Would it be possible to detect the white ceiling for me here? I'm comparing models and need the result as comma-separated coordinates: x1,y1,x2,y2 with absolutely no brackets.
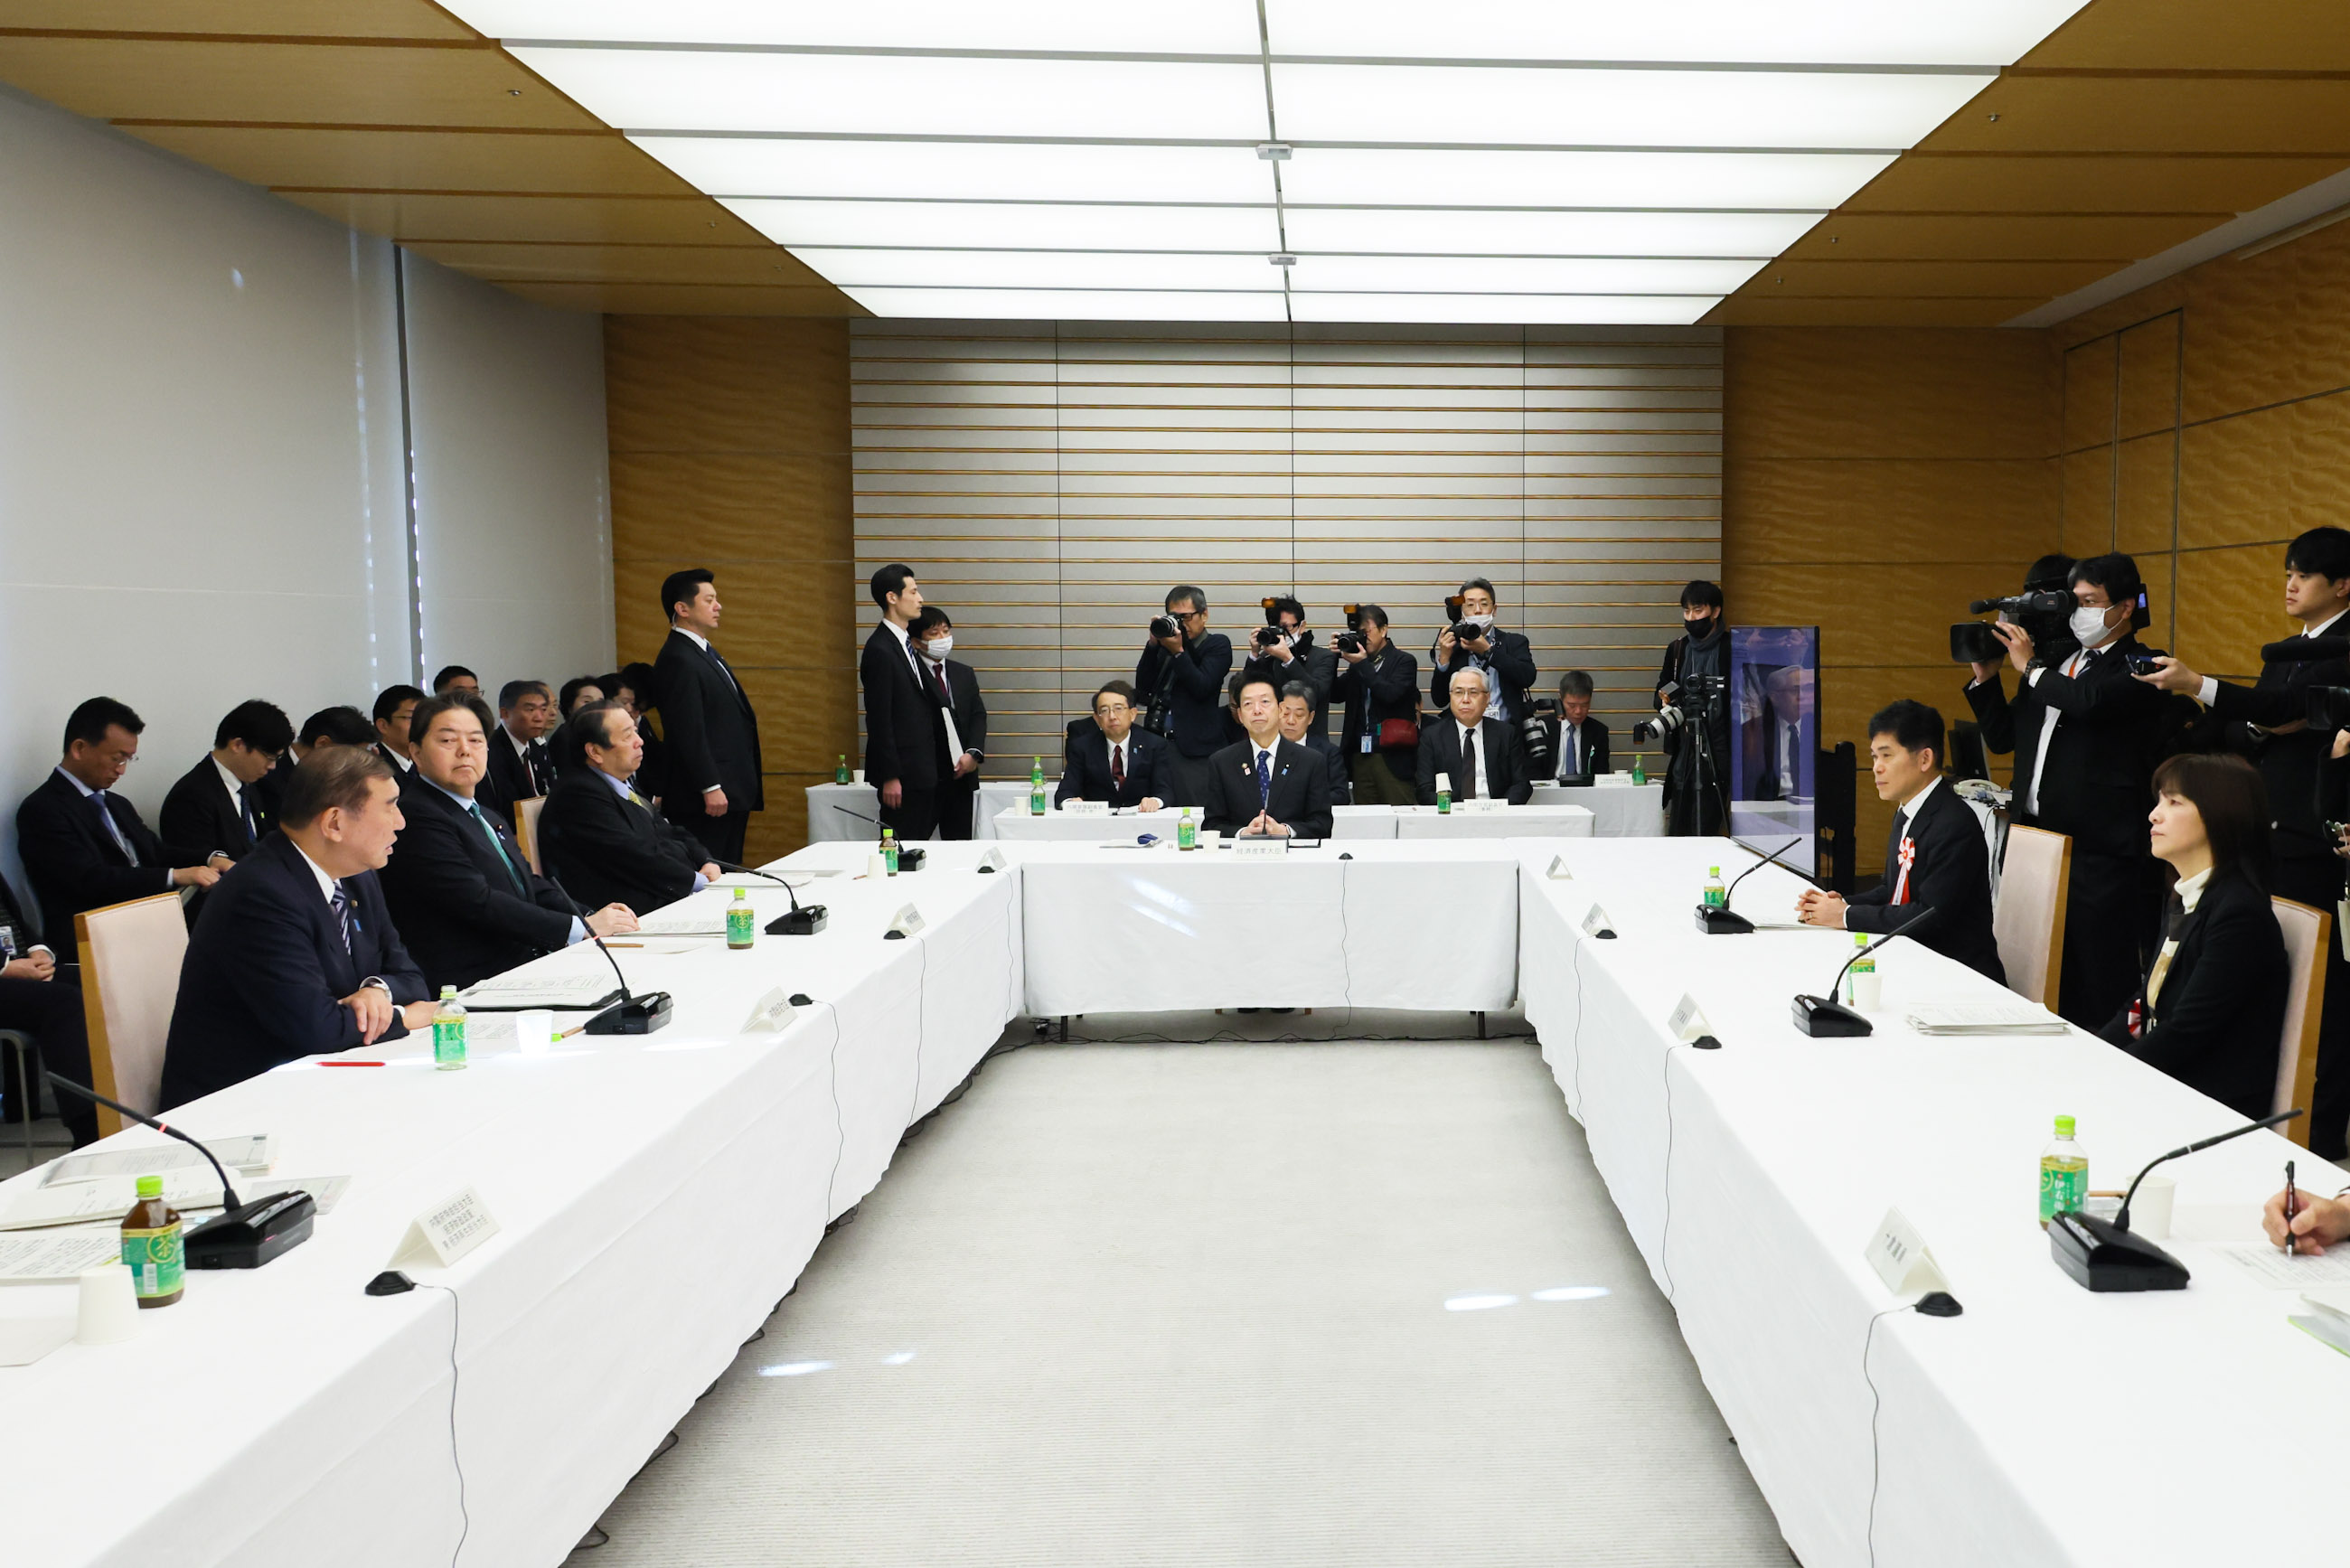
446,0,2096,324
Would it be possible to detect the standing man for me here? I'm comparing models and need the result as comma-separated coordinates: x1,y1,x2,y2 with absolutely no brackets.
371,683,426,785
1330,605,1421,807
161,699,292,866
1135,584,1236,809
1654,580,1734,836
1430,577,1537,723
859,563,943,841
1240,596,1339,740
1200,672,1333,839
655,567,765,864
1545,671,1612,784
1416,667,1534,806
910,606,988,840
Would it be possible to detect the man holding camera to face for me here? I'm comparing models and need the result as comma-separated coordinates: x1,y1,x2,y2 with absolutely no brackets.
1241,595,1338,740
1430,577,1537,728
1330,604,1421,806
1135,584,1236,809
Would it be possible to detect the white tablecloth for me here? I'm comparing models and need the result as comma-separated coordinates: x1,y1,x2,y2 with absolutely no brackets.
1528,779,1664,836
988,805,1180,842
1330,804,1594,840
805,781,1029,841
1518,837,2350,1568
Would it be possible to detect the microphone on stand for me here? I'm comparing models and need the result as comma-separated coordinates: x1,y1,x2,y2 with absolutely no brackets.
716,860,827,935
1697,836,1809,934
2050,1108,2304,1292
543,871,672,1034
829,803,926,870
43,1074,314,1268
1791,906,1941,1037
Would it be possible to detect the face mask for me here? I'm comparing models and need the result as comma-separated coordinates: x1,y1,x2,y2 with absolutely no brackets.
925,635,953,659
1463,613,1494,632
2068,605,2112,647
1685,612,1714,634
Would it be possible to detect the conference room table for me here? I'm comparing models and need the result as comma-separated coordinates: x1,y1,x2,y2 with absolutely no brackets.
1527,777,1664,836
991,803,1593,843
804,779,1029,841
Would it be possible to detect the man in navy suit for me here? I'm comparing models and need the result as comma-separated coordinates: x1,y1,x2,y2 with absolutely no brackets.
1057,681,1174,811
1542,670,1612,784
1200,672,1334,839
159,746,434,1108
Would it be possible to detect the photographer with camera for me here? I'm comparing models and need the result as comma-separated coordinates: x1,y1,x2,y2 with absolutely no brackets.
1430,577,1537,725
1961,552,2168,1028
2137,526,2350,1156
1541,670,1611,783
1134,584,1236,809
1416,666,1534,807
1647,580,1734,836
1241,595,1338,740
1330,604,1421,806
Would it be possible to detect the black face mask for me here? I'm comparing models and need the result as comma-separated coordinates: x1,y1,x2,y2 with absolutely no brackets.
1684,612,1716,636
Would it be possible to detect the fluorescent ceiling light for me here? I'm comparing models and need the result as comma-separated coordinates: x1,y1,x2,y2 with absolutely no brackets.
1281,208,1813,256
1291,255,1762,293
1273,63,1988,150
726,199,1283,252
1278,148,1894,210
1290,292,1720,325
805,249,1286,290
634,137,1274,204
842,286,1289,322
512,48,1267,141
1262,0,2093,67
449,0,1263,53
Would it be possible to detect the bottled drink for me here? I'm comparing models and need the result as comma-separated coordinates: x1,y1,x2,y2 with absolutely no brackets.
2039,1115,2087,1228
1703,865,1726,908
1436,772,1452,814
1177,808,1198,850
1631,755,1647,786
834,754,850,785
433,985,467,1071
1029,756,1047,814
880,827,898,874
727,887,756,949
1843,932,1876,1008
122,1174,184,1309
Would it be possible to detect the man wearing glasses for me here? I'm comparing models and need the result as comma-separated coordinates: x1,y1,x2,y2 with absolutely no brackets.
1135,584,1236,810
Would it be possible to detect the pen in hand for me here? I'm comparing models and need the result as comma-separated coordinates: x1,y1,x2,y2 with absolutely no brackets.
2286,1160,2299,1257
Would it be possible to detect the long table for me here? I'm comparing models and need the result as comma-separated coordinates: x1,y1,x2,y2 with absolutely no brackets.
1528,778,1664,836
994,803,1593,842
805,779,1029,841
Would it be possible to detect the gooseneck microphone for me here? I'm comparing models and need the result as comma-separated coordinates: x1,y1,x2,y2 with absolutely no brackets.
1697,836,1807,934
543,870,674,1034
44,1074,314,1268
1791,906,1941,1037
717,860,827,935
2117,1108,2304,1232
2050,1108,2304,1292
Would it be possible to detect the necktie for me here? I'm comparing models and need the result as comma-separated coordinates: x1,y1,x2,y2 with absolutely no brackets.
708,643,742,695
526,743,550,796
90,792,140,866
1255,749,1272,810
238,784,258,843
1887,808,1913,904
931,660,953,705
329,882,353,954
468,803,528,894
1460,726,1480,800
1111,741,1125,791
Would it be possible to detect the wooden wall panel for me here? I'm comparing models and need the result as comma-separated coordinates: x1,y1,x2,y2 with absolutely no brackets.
2176,545,2287,681
2179,393,2350,550
2062,335,2117,455
2060,448,2114,557
2116,315,2182,440
2113,433,2176,557
606,316,855,863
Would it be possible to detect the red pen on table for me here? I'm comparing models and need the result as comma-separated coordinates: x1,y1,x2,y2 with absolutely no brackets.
319,1060,384,1067
2286,1160,2299,1257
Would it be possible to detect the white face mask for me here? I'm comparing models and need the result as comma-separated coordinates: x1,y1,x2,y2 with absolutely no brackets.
2068,605,2114,648
1463,613,1494,632
924,635,953,659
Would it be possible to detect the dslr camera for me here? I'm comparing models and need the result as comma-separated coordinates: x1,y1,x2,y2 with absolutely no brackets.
1149,614,1180,640
1631,673,1725,744
2310,685,2350,730
1443,594,1484,644
1518,696,1557,775
1331,603,1366,655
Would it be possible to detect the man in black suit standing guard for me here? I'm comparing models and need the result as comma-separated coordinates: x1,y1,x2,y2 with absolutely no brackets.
1796,700,2004,984
909,606,988,840
1416,667,1535,806
860,563,943,841
1200,672,1334,839
655,567,765,864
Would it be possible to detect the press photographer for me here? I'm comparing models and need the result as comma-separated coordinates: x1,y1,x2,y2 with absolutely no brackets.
1645,580,1733,836
1430,577,1537,728
1330,604,1422,806
1135,583,1236,808
1241,595,1337,740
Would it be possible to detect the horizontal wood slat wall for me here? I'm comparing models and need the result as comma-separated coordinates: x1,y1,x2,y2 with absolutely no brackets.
851,321,1721,781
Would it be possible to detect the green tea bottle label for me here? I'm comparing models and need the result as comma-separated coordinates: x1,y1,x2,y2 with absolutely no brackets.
727,887,756,948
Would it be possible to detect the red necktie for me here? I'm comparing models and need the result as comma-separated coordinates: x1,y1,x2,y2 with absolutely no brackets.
1111,742,1125,789
930,662,951,704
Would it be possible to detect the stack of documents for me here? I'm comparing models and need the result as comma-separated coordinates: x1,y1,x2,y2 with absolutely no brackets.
1903,1000,2070,1036
39,1133,275,1188
458,975,624,1009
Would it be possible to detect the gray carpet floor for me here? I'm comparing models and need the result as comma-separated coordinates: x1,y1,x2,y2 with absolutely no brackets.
569,1038,1789,1566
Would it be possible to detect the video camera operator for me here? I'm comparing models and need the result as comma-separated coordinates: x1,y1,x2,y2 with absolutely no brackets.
1647,580,1734,836
1330,604,1421,806
2138,526,2350,1158
1430,577,1537,726
1134,584,1235,809
1241,595,1337,740
1961,551,2167,1028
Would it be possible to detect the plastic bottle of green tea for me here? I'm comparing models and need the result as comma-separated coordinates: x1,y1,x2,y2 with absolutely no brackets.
2039,1115,2087,1228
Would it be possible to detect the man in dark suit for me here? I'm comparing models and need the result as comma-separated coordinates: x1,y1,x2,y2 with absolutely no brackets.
1543,670,1612,784
2141,524,2350,1154
1330,605,1421,807
0,873,95,1146
1654,579,1734,836
909,606,989,840
1416,667,1535,806
158,747,434,1108
1240,596,1340,741
160,699,292,867
859,562,943,841
1965,552,2169,1028
657,567,766,863
378,696,638,991
1058,681,1175,811
1135,583,1236,809
1798,700,2004,984
540,703,721,915
17,697,230,946
371,683,426,787
1200,672,1334,839
1278,681,1349,806
1430,577,1538,724
482,680,554,818
432,665,482,700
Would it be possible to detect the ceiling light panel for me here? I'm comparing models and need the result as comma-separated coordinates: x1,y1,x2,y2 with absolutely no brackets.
1280,208,1814,256
511,48,1268,140
635,138,1273,204
1290,255,1762,293
727,200,1283,252
1278,148,1894,210
1262,0,2092,68
449,0,1264,53
806,249,1285,291
1290,293,1720,325
841,287,1288,323
1271,63,1989,150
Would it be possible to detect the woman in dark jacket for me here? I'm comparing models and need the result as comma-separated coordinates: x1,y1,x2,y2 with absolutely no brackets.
2098,753,2289,1120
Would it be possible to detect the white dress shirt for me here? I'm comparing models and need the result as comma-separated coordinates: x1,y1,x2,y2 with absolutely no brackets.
2019,642,2106,816
211,756,257,837
1555,719,1586,782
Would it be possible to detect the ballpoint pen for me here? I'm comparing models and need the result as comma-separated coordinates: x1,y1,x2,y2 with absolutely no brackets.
2287,1160,2299,1257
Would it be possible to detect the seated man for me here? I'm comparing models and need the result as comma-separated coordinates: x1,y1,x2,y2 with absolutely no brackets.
1796,699,2004,983
431,665,482,699
158,746,434,1108
378,695,637,991
18,697,229,945
539,702,720,915
1415,666,1534,806
1057,681,1172,811
1277,681,1349,807
371,684,427,783
484,680,555,814
1544,670,1612,784
1200,672,1334,839
0,872,95,1146
160,699,292,864
258,705,376,820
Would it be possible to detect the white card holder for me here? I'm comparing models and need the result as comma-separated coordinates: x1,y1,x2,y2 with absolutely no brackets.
1230,836,1287,859
390,1187,500,1271
1581,904,1616,939
1062,799,1109,817
886,904,926,939
1545,854,1573,880
1455,796,1507,814
1865,1207,1950,1297
743,987,797,1033
1667,993,1713,1043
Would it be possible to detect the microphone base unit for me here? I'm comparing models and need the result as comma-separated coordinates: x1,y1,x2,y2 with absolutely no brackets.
1791,994,1873,1037
767,905,828,936
1695,905,1755,934
188,1190,315,1269
2048,1210,2190,1291
585,991,675,1035
897,847,926,872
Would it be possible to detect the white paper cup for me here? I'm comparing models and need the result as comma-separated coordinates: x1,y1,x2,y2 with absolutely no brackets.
515,1009,554,1056
867,851,891,879
2131,1173,2175,1240
1198,830,1221,850
852,769,867,784
77,1263,141,1345
1849,971,1883,1013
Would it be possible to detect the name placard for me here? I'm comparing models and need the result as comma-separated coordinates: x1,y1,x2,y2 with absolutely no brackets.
1667,993,1713,1043
1454,797,1507,814
887,903,926,938
1061,799,1109,817
1865,1207,1950,1297
390,1187,500,1271
1581,904,1616,939
1230,835,1287,859
743,986,797,1033
1545,854,1574,880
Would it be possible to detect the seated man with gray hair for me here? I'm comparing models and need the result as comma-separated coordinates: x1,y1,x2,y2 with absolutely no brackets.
1415,665,1534,805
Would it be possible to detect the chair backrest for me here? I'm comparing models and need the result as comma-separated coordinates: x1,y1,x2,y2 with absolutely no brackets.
514,795,547,875
2272,897,2331,1144
75,892,191,1135
1993,823,2071,1011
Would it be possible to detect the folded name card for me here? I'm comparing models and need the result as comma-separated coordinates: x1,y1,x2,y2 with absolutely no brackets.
1230,836,1288,859
390,1187,500,1271
1061,800,1110,817
1454,797,1507,814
